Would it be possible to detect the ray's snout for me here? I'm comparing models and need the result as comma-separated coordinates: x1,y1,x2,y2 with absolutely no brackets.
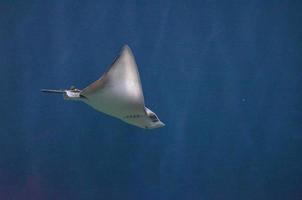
149,121,165,129
158,121,165,128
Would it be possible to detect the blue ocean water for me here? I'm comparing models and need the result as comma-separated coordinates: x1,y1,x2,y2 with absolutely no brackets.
0,1,301,199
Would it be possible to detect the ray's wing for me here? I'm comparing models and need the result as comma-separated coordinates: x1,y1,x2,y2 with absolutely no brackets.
81,45,146,116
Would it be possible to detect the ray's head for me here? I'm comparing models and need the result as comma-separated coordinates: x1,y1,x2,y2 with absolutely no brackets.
144,107,165,129
122,107,165,129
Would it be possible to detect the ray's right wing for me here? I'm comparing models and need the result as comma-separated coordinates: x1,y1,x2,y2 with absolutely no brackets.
81,45,146,116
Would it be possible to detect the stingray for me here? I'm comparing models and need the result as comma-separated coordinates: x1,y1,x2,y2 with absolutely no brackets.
42,45,164,129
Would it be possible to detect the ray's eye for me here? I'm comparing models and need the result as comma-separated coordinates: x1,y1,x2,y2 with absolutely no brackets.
149,113,159,122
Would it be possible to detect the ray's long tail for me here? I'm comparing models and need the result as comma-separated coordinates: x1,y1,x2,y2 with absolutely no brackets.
41,89,65,94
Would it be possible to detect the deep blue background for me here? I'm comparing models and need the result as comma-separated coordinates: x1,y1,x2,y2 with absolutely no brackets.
1,1,302,199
